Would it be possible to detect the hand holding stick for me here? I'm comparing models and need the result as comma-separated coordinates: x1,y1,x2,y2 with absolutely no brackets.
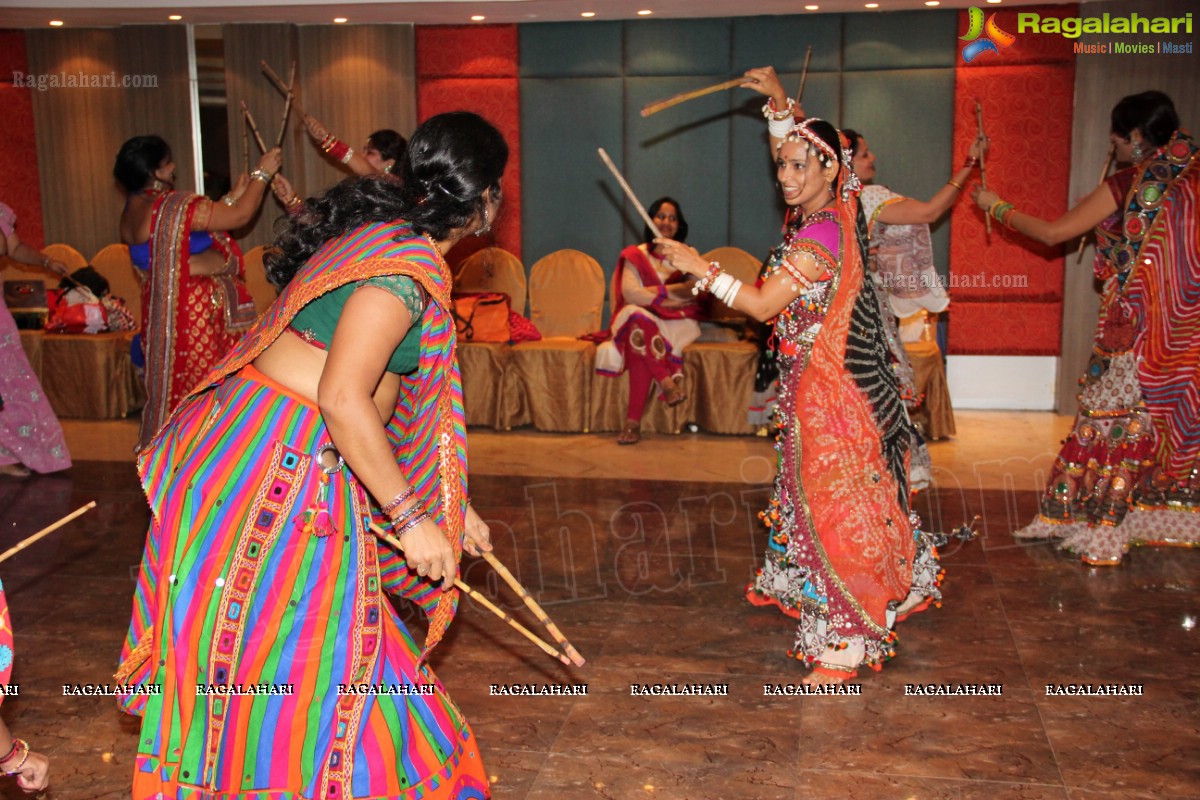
598,148,662,239
241,101,268,154
795,46,813,105
1076,145,1116,263
368,522,582,667
640,77,745,118
974,99,991,237
0,501,96,565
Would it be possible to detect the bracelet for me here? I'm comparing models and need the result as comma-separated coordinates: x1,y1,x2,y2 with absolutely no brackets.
762,97,795,122
946,179,964,192
394,509,430,537
0,739,28,776
988,199,1016,226
286,195,302,208
320,133,337,152
768,116,795,140
691,261,723,296
250,169,272,184
339,147,355,166
710,272,743,306
0,738,18,765
962,155,979,170
381,486,416,518
221,195,238,207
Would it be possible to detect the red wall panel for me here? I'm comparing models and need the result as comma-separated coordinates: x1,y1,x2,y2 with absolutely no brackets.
0,30,45,249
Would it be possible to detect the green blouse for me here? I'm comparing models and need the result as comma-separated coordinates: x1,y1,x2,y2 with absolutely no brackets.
290,274,426,374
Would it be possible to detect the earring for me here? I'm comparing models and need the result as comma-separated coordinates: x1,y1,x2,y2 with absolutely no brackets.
1131,140,1147,161
382,162,393,175
474,206,491,236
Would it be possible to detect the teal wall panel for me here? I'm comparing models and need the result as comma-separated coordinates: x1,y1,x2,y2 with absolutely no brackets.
520,22,621,77
520,77,624,291
626,76,733,254
625,19,732,76
844,10,958,70
731,15,844,74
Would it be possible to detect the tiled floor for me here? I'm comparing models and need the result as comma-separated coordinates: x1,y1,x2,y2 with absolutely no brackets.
1,413,1196,799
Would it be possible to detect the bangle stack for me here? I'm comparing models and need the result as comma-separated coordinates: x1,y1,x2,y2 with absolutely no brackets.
321,134,353,165
250,169,272,185
988,199,1016,227
764,97,797,139
381,487,415,518
691,261,723,296
392,504,430,537
0,738,29,775
710,272,743,307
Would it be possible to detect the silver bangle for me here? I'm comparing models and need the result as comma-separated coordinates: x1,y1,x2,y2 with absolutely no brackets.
250,169,272,184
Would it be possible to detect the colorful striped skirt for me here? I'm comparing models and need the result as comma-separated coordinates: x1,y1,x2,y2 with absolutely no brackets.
121,364,489,799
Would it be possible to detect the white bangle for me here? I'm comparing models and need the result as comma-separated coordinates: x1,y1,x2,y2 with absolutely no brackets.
723,279,742,306
711,273,743,307
768,116,794,139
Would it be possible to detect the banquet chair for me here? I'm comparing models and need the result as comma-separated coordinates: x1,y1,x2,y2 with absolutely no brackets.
506,249,605,431
453,246,527,428
42,243,88,272
681,246,763,434
91,243,142,328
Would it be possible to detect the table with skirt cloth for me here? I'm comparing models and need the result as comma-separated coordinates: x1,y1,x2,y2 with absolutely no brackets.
18,330,143,419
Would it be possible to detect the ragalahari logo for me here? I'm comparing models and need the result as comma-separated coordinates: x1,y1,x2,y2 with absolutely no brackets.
960,7,1017,63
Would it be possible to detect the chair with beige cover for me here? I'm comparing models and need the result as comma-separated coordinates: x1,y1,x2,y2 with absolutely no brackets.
1,243,88,289
505,249,605,431
452,246,527,428
242,244,277,315
90,243,143,329
682,246,763,435
43,243,88,273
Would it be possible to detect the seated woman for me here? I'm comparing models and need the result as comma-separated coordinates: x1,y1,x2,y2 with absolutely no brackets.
0,201,71,477
596,197,701,445
115,136,282,448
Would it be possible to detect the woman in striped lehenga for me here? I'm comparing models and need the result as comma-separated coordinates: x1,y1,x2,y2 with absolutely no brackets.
117,112,506,799
975,91,1200,565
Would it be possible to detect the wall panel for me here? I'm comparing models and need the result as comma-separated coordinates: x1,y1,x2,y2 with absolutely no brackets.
0,30,44,249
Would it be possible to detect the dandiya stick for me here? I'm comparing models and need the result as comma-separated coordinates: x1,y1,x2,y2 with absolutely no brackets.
241,100,268,154
482,550,585,667
640,77,745,118
0,501,96,565
597,148,662,239
368,523,574,667
261,60,308,120
241,110,250,174
1076,145,1116,263
795,46,813,104
975,98,991,237
275,61,297,149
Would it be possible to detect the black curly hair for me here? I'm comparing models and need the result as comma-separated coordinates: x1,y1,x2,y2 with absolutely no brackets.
113,135,172,193
267,112,508,287
1111,90,1179,148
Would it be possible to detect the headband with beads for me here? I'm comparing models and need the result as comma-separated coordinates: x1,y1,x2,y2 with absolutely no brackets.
780,118,862,200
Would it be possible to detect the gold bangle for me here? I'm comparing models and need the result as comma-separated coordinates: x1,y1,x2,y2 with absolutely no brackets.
947,180,964,191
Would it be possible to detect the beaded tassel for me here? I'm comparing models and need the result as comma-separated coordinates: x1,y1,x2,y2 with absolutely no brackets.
295,471,336,538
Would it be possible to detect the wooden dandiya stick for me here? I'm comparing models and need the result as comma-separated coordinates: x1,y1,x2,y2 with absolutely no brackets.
275,61,297,149
481,550,585,667
975,99,991,237
367,523,574,667
261,60,308,120
0,501,96,565
640,76,745,118
597,148,662,239
795,45,813,104
241,110,250,174
1076,145,1116,263
241,100,268,154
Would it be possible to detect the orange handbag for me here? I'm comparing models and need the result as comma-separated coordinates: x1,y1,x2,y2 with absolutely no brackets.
451,292,511,343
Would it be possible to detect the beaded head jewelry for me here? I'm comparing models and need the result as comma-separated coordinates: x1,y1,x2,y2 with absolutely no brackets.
780,118,862,201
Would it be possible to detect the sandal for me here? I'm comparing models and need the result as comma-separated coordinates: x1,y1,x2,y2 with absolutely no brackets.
0,464,31,479
617,422,641,445
895,595,934,623
803,662,859,686
745,583,801,619
660,378,687,408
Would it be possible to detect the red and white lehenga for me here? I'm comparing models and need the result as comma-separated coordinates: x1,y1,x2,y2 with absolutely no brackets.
1015,131,1200,564
746,194,943,670
138,191,256,449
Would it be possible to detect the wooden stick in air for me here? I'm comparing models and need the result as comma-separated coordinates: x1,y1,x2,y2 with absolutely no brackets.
241,101,268,154
597,148,662,239
640,77,745,118
275,61,297,149
0,501,96,565
975,99,991,237
260,61,308,120
796,46,813,104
